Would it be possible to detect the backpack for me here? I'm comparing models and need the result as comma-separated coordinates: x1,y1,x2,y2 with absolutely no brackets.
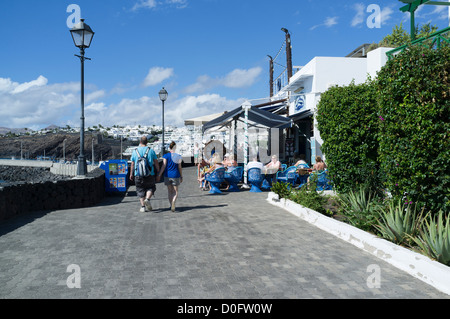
135,148,152,177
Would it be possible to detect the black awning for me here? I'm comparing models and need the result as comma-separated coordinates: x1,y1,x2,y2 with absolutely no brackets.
289,109,313,122
203,105,292,133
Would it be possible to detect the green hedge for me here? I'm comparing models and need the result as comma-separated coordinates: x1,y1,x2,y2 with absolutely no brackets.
316,46,449,213
377,46,450,213
316,80,381,194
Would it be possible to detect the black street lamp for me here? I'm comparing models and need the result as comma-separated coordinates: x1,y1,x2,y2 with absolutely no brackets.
159,87,168,156
70,19,94,176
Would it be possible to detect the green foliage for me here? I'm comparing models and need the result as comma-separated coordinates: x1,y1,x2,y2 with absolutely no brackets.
369,22,440,52
271,182,290,199
375,199,425,246
288,177,330,216
379,22,411,48
316,80,382,194
338,187,381,233
376,46,450,213
412,212,450,266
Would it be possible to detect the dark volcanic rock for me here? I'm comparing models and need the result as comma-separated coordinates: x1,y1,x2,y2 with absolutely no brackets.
0,166,70,185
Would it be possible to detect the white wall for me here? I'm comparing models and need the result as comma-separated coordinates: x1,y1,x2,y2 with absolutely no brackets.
367,47,393,79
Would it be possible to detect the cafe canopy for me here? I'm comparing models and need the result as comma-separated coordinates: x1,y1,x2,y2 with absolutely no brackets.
202,101,292,186
202,103,292,133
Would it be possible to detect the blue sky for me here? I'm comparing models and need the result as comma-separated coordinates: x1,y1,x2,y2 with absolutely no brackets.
0,0,449,130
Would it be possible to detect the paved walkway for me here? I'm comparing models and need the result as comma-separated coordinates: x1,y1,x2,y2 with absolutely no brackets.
0,167,448,299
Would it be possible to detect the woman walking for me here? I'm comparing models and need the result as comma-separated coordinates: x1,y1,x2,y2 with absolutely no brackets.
158,141,183,212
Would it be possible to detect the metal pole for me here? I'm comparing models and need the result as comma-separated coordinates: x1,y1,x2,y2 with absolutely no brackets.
162,100,165,156
77,48,87,176
242,102,251,188
410,9,416,41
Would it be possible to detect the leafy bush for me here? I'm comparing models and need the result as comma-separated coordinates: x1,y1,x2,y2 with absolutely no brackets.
271,182,290,199
411,211,450,266
376,46,450,213
338,187,381,233
316,80,382,194
375,199,425,246
289,184,330,216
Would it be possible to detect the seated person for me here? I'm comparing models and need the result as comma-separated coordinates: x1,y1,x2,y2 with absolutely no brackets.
207,153,223,172
265,154,281,172
223,153,238,169
200,153,224,191
197,156,209,188
313,156,327,172
294,154,308,167
247,157,264,171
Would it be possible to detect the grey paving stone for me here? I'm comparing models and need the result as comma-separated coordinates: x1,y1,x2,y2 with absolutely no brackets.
0,166,448,299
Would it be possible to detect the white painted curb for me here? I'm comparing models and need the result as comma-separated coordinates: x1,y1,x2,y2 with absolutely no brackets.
267,192,450,296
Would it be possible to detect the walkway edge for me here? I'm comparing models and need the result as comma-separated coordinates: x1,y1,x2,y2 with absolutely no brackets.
266,192,450,296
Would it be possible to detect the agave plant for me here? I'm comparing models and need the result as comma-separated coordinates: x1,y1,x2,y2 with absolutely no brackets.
339,186,380,232
412,211,450,266
375,199,424,246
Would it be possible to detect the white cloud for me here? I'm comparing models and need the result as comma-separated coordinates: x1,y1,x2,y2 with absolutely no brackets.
132,0,157,11
132,0,188,11
310,16,338,30
142,67,174,87
0,76,79,129
80,93,243,128
184,67,262,93
380,6,394,26
351,3,365,27
11,75,48,94
86,90,106,104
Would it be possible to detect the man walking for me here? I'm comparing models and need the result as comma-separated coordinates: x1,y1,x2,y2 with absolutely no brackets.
130,136,160,212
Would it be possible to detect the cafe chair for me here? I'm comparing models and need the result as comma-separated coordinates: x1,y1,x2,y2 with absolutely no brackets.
205,167,226,194
316,170,333,191
248,167,264,193
224,166,243,192
276,166,299,186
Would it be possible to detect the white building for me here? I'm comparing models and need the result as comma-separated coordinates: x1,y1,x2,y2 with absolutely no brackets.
270,46,392,165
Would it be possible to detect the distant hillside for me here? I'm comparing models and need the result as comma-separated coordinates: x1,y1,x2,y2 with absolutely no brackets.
0,127,30,135
0,133,137,162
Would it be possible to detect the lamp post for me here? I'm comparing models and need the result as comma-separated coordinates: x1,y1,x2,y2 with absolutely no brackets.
70,19,94,176
159,87,168,156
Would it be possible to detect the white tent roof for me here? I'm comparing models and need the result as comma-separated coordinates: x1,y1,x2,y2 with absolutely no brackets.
184,112,228,126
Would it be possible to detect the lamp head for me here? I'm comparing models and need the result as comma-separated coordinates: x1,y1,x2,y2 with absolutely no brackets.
159,87,168,102
70,19,95,49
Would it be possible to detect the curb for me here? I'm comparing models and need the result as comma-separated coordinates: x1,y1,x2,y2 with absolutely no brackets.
266,192,450,296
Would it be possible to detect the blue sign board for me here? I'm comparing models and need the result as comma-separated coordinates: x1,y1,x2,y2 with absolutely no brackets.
99,160,129,193
295,95,306,112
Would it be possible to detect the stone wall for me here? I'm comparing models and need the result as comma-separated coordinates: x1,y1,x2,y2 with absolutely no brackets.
0,168,106,222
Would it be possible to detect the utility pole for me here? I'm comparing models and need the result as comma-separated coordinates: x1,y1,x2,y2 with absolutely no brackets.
282,28,293,82
268,55,274,97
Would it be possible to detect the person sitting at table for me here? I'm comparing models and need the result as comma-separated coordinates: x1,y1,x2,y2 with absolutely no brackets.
265,154,281,171
197,156,209,188
247,157,264,171
223,153,237,169
199,153,223,191
313,156,327,172
294,154,308,167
